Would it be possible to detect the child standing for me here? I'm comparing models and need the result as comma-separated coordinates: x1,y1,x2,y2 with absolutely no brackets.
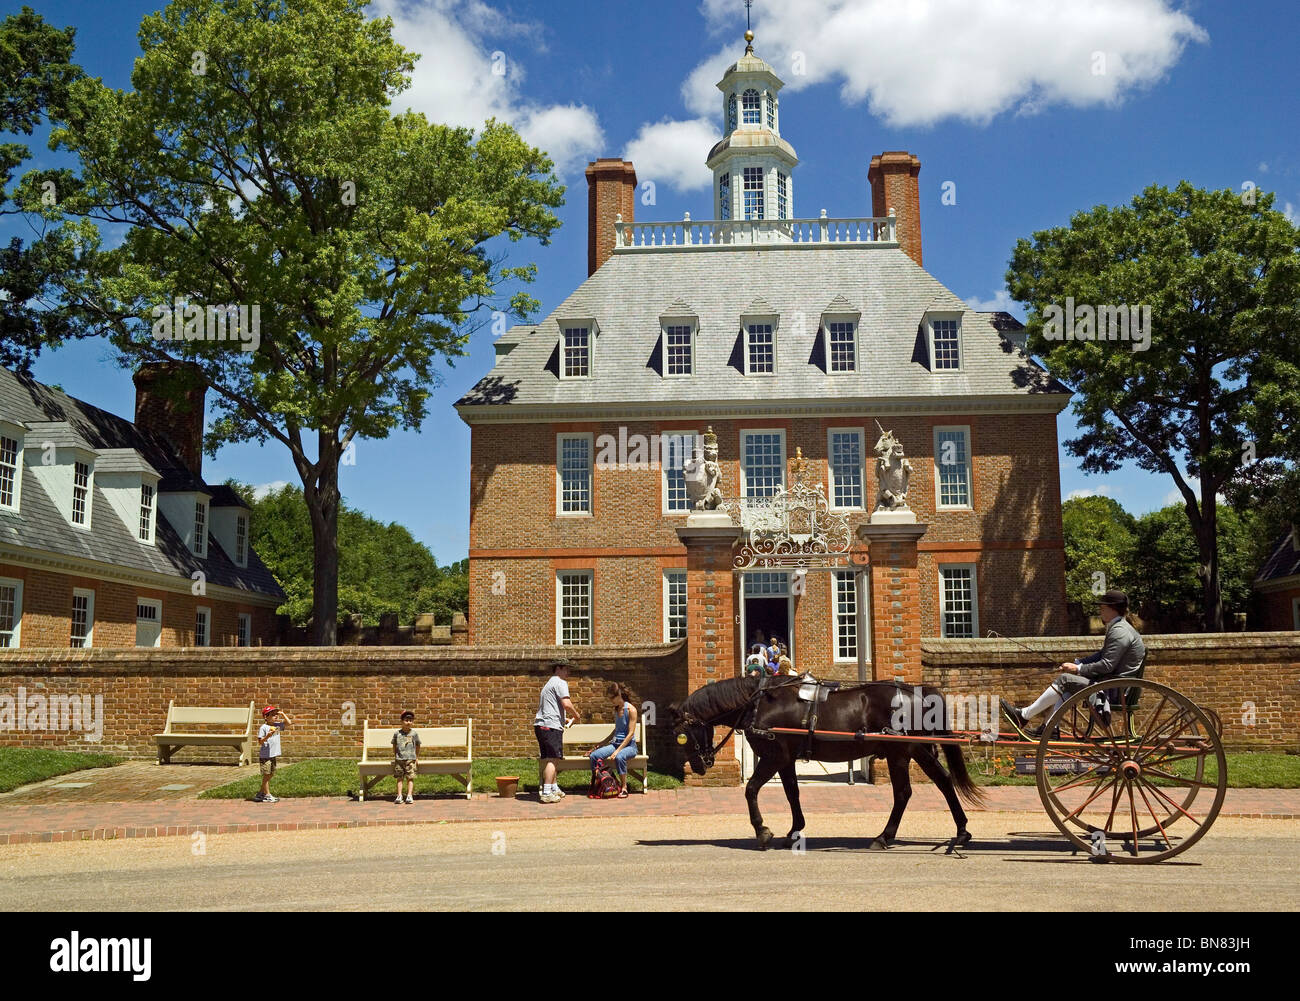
256,705,290,803
744,644,768,676
392,711,420,804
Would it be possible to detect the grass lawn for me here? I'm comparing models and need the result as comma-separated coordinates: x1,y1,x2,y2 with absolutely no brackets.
0,748,125,793
199,757,683,800
963,750,1300,788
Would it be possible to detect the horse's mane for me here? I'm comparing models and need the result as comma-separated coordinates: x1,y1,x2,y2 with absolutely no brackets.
681,675,764,723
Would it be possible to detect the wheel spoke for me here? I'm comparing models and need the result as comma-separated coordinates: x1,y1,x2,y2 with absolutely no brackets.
1136,774,1205,828
1140,765,1217,789
1135,779,1174,849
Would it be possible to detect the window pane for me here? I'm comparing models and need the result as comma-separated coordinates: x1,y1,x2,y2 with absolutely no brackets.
718,173,731,220
941,567,975,638
777,172,788,220
936,430,970,506
665,325,692,375
237,613,251,647
559,573,592,645
834,571,858,660
663,433,696,512
766,94,775,129
743,166,764,219
193,500,206,555
665,571,687,640
742,88,761,124
235,515,248,564
71,593,91,647
742,432,783,497
195,610,208,647
933,319,960,369
563,327,589,377
560,436,591,513
828,321,855,372
743,572,789,596
72,461,89,525
0,583,17,647
829,431,863,508
0,435,17,506
746,323,774,374
139,484,153,541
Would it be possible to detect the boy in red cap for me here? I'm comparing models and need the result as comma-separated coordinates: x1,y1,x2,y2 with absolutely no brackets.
255,705,291,802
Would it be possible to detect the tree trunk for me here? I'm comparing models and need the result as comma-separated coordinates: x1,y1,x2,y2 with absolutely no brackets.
302,431,341,646
1197,479,1224,632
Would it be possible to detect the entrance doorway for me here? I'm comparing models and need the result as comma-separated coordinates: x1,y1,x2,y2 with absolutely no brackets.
740,572,792,664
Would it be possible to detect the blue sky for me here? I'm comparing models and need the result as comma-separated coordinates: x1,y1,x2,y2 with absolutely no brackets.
7,0,1300,563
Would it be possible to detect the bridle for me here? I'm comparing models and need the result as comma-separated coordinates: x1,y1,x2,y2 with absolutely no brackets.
674,676,803,765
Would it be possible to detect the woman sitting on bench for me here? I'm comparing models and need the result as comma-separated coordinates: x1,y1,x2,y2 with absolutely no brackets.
589,683,639,797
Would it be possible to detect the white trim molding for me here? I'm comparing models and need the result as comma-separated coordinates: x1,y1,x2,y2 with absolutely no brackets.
826,426,866,511
555,431,594,517
933,425,973,510
938,563,979,638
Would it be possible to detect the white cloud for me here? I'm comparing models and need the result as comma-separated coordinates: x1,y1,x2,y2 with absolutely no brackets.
963,288,1021,315
623,118,718,192
252,480,292,500
372,0,604,175
1161,480,1226,508
683,0,1207,127
1283,201,1298,225
1067,486,1115,501
1259,161,1270,173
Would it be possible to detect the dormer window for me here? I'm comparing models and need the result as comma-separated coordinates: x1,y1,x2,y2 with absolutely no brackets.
193,498,208,557
827,319,857,373
0,432,19,509
561,326,591,378
235,513,248,565
926,313,963,371
743,167,764,219
742,88,761,124
664,322,695,377
139,484,155,543
745,321,776,375
71,461,91,527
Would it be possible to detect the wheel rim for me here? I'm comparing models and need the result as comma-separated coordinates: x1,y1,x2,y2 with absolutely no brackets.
1035,679,1227,864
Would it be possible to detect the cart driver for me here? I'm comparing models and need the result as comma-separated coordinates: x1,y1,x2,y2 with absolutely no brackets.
1002,590,1146,737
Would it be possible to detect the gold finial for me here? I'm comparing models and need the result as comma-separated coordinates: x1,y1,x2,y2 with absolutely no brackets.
789,446,807,485
744,29,754,54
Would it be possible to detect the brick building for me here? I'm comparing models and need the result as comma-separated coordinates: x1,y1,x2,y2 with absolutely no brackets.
457,38,1071,678
0,362,283,648
1254,525,1300,630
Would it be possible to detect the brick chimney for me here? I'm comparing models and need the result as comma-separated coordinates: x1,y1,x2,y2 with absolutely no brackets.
133,360,208,477
585,158,637,276
868,151,923,268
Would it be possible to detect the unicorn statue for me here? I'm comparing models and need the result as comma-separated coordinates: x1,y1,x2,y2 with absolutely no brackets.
873,422,913,513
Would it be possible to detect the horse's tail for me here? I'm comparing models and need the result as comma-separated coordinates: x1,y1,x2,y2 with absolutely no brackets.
940,741,987,808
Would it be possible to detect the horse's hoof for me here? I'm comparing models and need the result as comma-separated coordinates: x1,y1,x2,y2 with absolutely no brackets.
783,829,804,849
756,828,774,850
951,830,973,850
868,837,891,851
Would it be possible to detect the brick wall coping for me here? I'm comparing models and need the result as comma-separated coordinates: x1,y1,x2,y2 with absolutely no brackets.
924,633,1300,666
0,642,686,677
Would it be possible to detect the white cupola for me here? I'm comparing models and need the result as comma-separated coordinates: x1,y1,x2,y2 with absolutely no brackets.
707,28,799,224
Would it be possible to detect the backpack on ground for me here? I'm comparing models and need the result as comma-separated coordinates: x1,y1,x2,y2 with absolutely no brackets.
588,756,621,799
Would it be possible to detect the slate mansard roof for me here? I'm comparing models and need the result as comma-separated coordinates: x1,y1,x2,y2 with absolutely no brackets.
0,366,284,603
456,244,1071,422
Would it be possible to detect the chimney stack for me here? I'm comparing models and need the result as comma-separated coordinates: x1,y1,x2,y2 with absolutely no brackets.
133,360,208,477
585,158,637,276
868,151,922,268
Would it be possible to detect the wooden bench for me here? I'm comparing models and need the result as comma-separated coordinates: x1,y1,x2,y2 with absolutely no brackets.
556,720,650,792
357,719,473,801
153,700,256,766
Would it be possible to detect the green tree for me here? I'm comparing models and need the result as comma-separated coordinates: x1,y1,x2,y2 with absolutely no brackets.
1007,182,1300,630
1130,504,1259,623
46,0,562,643
1061,495,1137,606
0,6,85,372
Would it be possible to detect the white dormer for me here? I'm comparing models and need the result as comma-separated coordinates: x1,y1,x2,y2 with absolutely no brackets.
557,317,599,379
923,309,965,372
0,419,26,513
210,491,252,568
158,488,213,556
23,422,97,530
94,449,162,546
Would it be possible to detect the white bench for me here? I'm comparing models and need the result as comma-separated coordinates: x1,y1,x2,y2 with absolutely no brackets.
556,721,650,793
357,719,473,801
153,700,256,766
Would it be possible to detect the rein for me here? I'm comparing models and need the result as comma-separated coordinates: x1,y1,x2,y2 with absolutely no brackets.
680,675,806,759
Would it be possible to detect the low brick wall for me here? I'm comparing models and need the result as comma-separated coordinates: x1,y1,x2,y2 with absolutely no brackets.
0,644,688,771
923,633,1300,751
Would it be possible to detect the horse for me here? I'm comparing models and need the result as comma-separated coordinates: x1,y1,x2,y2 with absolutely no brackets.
666,675,984,851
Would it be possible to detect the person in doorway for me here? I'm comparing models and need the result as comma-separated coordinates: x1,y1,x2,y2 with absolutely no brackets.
535,658,581,804
1002,590,1145,737
744,644,768,676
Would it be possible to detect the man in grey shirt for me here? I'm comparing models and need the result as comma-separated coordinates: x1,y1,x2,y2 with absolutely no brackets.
1004,590,1146,735
535,659,580,804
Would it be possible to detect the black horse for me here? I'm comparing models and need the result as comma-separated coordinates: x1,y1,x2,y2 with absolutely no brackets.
667,675,984,850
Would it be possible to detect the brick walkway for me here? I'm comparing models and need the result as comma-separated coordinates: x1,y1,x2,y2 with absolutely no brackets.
0,761,246,804
0,779,1295,845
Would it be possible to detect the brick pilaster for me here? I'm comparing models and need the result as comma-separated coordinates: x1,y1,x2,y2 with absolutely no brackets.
859,522,929,683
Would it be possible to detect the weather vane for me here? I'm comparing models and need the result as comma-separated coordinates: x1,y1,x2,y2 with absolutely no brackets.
744,0,755,53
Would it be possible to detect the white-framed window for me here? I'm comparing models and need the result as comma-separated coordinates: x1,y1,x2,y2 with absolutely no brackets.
235,513,248,566
934,426,972,509
741,429,785,498
766,93,776,129
71,460,91,527
664,570,687,641
744,322,776,375
557,570,593,645
776,172,788,219
742,87,761,124
832,571,868,662
135,597,162,648
661,430,697,514
556,433,593,516
939,564,978,638
195,606,210,647
727,93,737,132
743,572,789,596
0,432,20,509
718,172,731,220
827,428,865,509
827,319,857,372
928,314,963,371
0,577,23,647
664,323,694,376
237,612,252,647
70,588,94,648
742,166,764,219
139,483,155,543
193,498,208,556
561,326,590,379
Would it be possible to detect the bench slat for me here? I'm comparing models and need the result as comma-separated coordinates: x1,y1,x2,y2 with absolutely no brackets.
167,707,254,726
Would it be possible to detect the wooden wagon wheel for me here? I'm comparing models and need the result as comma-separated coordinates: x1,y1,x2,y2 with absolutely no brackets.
1035,679,1227,864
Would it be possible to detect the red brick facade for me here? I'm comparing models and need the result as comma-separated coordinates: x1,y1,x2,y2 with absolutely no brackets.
0,562,276,648
467,412,1067,675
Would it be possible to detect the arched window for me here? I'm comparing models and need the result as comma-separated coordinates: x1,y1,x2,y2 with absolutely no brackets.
742,88,761,125
719,173,731,220
727,94,737,132
766,93,775,129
